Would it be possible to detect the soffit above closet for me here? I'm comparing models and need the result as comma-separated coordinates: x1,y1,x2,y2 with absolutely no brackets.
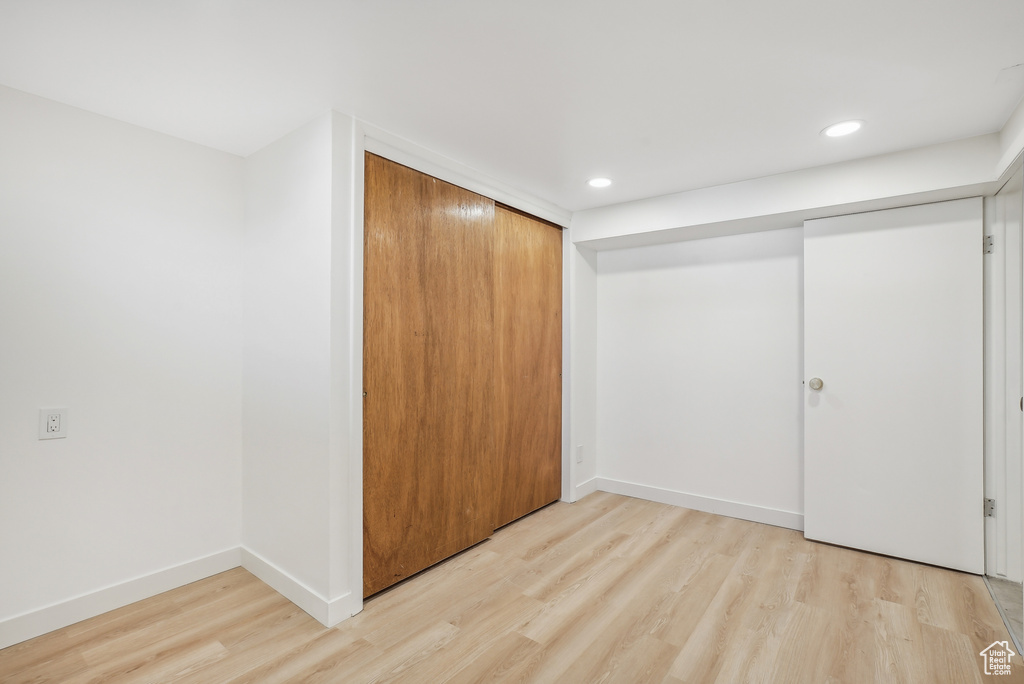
0,0,1021,212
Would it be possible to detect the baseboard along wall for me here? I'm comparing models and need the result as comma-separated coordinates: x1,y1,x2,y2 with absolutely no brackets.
0,546,363,650
0,548,241,650
591,477,804,532
2,481,800,650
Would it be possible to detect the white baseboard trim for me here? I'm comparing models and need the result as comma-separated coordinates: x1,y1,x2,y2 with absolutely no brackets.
326,591,359,627
0,547,241,650
574,476,599,500
239,548,356,627
594,478,804,531
240,548,327,625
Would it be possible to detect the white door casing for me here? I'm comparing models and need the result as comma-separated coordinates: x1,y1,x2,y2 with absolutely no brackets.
984,168,1024,581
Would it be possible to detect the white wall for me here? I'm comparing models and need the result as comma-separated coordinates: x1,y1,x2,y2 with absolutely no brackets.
1000,96,1024,177
572,94,1024,253
0,86,244,645
241,111,361,625
573,134,1003,251
595,228,804,529
569,244,599,499
242,114,334,607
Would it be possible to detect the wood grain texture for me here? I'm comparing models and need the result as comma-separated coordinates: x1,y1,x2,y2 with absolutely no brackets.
362,152,496,597
492,205,562,529
3,492,1020,683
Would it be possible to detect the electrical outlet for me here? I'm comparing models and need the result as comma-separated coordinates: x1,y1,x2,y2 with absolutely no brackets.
38,408,68,440
576,444,584,464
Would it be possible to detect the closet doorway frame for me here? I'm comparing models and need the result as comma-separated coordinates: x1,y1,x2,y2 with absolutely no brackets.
346,123,574,616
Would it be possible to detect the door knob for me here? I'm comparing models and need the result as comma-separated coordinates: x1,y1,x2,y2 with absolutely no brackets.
808,377,823,391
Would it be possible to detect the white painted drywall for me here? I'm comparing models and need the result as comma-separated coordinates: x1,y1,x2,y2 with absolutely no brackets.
0,85,244,622
595,228,804,524
569,244,599,499
999,96,1024,178
242,114,334,599
573,135,1002,250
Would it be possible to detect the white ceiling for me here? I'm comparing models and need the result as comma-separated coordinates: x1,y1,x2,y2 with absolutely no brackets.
1,0,1022,212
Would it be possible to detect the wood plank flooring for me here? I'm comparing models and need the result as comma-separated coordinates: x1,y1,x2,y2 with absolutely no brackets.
2,491,1021,683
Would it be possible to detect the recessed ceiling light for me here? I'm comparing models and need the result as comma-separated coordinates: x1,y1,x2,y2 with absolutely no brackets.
822,120,863,137
588,177,612,188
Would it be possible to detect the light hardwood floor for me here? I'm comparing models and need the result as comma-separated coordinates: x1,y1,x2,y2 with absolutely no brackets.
2,491,1021,683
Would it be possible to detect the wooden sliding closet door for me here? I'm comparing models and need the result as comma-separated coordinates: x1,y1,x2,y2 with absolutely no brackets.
363,153,496,597
493,206,562,528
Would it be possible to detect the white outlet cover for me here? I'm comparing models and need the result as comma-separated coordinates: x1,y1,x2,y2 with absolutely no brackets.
38,408,68,440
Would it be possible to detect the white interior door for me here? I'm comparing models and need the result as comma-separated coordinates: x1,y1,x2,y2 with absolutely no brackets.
803,198,984,574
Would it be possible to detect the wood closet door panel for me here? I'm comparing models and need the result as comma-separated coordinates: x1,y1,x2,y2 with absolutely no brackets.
363,153,496,597
493,206,562,529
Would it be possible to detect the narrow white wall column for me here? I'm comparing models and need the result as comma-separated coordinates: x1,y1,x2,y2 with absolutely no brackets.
568,242,599,500
242,114,334,613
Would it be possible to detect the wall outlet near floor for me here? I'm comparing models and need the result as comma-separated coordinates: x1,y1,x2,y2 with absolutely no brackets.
576,444,584,464
38,408,68,440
